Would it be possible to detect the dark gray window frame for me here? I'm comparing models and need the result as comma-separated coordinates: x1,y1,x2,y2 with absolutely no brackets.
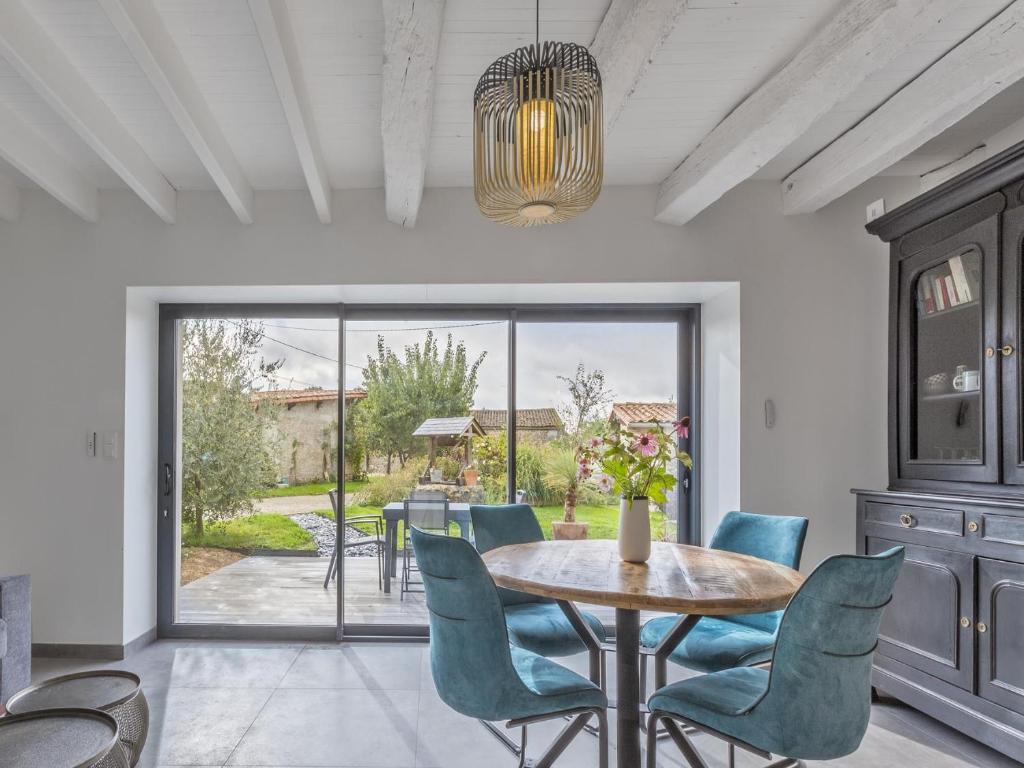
157,302,700,641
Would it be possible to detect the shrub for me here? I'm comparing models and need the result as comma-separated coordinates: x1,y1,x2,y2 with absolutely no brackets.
434,455,461,481
354,462,424,507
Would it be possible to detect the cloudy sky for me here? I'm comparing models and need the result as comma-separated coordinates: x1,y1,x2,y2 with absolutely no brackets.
246,317,678,413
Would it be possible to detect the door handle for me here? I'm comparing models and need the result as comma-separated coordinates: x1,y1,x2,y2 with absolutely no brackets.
163,463,173,497
1002,344,1015,358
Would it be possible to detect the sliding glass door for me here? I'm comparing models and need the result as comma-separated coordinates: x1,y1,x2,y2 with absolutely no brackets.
158,304,697,639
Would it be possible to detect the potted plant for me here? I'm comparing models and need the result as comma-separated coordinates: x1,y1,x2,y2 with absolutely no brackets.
548,442,602,540
462,466,479,486
595,417,692,563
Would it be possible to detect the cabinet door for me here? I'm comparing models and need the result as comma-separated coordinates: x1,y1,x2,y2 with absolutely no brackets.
897,216,1000,483
867,537,975,690
978,557,1024,714
1003,205,1024,484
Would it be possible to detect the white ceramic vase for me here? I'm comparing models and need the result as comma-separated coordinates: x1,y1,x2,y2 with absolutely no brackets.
618,497,651,563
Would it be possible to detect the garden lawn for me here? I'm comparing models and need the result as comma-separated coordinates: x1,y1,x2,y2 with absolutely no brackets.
316,503,675,548
256,479,369,498
182,513,316,552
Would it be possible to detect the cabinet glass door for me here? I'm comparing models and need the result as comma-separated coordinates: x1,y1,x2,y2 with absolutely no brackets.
898,217,999,483
1002,205,1024,484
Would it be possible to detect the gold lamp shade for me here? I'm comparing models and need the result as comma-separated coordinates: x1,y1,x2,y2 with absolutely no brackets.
474,42,603,227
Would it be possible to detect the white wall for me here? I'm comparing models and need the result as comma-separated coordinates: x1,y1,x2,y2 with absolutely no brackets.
0,178,916,646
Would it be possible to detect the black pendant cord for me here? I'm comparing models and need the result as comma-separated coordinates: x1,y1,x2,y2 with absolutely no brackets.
536,0,539,47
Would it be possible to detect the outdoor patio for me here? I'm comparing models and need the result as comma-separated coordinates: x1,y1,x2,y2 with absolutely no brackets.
178,554,643,628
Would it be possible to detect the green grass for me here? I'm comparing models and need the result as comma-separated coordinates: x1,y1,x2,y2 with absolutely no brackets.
316,502,675,548
182,513,316,551
256,479,370,498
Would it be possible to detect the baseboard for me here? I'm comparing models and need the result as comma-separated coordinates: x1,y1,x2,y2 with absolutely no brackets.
33,625,158,661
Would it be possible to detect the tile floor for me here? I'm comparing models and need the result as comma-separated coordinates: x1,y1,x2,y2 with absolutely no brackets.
30,641,1018,768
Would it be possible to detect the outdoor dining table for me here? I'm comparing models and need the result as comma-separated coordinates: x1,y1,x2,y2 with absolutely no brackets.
381,501,472,593
482,539,804,768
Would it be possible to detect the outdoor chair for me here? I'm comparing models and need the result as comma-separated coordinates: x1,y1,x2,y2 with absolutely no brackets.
322,489,385,590
640,511,808,697
471,504,607,678
401,496,451,599
411,527,608,768
646,546,904,768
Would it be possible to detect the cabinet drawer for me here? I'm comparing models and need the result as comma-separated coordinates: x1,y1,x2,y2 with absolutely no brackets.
864,502,964,537
981,514,1024,546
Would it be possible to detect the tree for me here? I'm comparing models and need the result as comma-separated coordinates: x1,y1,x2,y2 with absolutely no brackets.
555,364,614,522
180,319,281,540
361,331,485,472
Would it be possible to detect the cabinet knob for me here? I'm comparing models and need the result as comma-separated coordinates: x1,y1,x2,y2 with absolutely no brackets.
1002,345,1015,358
898,513,915,528
968,521,979,533
977,622,988,633
986,347,996,358
960,617,972,629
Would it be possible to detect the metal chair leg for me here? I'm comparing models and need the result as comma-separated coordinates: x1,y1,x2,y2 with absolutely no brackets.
479,707,605,768
323,544,337,589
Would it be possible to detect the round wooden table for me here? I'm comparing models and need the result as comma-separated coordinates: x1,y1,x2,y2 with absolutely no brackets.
482,539,804,768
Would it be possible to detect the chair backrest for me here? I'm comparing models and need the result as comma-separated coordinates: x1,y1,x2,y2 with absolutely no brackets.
709,511,808,633
755,546,905,760
470,504,549,606
410,489,448,501
328,488,339,515
405,497,449,531
410,527,532,721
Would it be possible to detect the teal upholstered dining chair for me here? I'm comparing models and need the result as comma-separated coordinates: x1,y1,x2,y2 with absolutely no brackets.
411,527,609,768
646,546,905,768
641,511,808,688
471,504,608,661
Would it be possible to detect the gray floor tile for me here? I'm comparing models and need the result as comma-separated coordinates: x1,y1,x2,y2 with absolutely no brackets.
138,686,274,767
167,646,303,688
280,646,423,691
226,687,420,766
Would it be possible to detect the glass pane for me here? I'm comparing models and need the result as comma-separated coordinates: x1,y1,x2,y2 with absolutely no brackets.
515,320,683,625
912,248,983,462
174,316,339,626
342,318,508,627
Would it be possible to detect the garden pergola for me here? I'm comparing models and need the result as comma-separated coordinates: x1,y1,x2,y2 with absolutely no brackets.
412,416,485,473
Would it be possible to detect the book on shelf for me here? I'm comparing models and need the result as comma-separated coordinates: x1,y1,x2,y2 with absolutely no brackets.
949,254,973,302
918,253,981,316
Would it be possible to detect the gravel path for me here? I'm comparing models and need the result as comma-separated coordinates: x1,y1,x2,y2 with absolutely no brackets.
291,513,380,558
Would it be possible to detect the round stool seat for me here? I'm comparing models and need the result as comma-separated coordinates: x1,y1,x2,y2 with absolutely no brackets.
0,708,128,767
8,671,148,766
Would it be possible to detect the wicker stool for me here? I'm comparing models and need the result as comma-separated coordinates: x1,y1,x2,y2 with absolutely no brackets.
0,708,129,767
7,670,148,766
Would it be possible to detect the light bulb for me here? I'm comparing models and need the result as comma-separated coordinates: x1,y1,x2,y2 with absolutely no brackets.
517,97,556,194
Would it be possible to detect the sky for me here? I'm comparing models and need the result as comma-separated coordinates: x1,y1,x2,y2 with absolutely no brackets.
241,317,678,413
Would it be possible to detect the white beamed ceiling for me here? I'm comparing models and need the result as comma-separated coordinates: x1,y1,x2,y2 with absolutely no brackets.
0,0,1019,219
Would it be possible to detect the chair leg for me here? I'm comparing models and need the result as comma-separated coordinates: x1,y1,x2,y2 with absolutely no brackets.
323,545,337,589
728,743,735,768
646,713,660,768
480,708,605,768
661,718,711,768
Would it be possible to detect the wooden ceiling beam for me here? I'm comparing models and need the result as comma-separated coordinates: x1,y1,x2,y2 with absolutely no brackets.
0,102,98,222
0,0,174,223
783,1,1024,215
99,0,253,223
590,0,687,136
249,0,332,224
381,0,445,228
654,0,962,226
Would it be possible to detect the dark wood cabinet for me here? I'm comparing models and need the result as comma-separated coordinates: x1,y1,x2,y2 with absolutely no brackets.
858,143,1024,762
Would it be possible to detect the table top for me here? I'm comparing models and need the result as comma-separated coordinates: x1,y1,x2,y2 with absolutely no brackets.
383,501,471,516
0,708,121,767
482,539,804,614
7,669,141,713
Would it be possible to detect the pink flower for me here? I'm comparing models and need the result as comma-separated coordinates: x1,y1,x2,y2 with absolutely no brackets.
576,462,592,480
673,417,690,439
590,437,601,448
595,473,613,493
633,433,658,457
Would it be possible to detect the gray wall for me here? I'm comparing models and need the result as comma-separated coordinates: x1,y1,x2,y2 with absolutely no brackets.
0,177,917,645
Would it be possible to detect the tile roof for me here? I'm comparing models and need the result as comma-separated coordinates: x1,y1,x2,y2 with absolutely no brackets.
610,402,678,426
251,388,367,406
471,408,563,431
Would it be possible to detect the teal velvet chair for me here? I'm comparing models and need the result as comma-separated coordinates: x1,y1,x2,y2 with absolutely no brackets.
646,546,905,768
471,504,608,660
411,526,609,767
641,511,808,686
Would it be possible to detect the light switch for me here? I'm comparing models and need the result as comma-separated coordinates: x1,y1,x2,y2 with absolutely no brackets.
86,431,96,457
866,198,886,222
102,430,120,460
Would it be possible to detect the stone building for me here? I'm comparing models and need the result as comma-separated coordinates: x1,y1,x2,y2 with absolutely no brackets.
253,389,366,484
470,408,564,442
